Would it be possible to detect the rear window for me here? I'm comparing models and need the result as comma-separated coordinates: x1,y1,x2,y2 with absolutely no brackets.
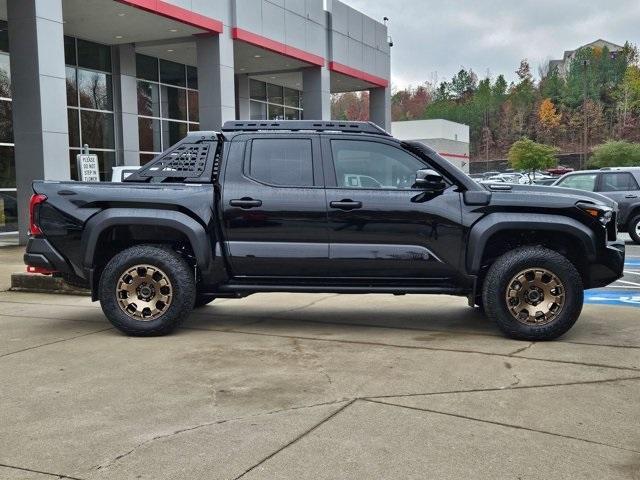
556,173,597,192
249,139,314,187
600,172,639,192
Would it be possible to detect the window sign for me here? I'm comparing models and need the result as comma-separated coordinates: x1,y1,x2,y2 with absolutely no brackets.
77,153,100,182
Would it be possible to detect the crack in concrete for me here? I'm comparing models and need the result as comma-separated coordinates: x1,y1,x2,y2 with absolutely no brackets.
232,399,356,479
363,399,640,455
0,328,114,360
181,325,640,373
508,342,535,356
92,398,352,472
0,462,85,479
366,375,640,400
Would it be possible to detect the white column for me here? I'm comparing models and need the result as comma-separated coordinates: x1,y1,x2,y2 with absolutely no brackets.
196,31,235,130
369,86,391,131
8,0,69,243
302,66,331,120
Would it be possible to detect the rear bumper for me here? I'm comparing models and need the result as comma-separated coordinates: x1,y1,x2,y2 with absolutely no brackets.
24,237,73,274
587,240,625,289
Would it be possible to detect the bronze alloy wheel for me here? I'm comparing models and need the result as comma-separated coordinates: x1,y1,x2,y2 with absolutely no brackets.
505,267,565,325
116,264,173,321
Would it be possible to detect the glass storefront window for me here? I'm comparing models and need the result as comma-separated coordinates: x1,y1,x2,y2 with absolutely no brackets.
0,189,17,233
250,80,266,101
161,85,187,121
64,36,76,65
161,120,187,150
0,54,10,98
0,100,12,143
187,66,198,90
77,69,113,111
136,54,198,155
66,37,116,180
268,104,284,120
187,90,199,123
0,21,8,54
77,38,111,72
67,109,80,147
249,80,303,121
250,101,266,120
267,83,283,105
137,81,160,117
138,117,161,153
80,111,115,150
136,54,159,82
284,87,300,108
160,59,186,87
0,146,15,188
65,67,77,107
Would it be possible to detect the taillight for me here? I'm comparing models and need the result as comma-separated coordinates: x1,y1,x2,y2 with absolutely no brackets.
29,194,47,236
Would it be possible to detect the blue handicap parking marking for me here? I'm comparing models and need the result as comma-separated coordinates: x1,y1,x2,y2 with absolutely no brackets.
625,259,640,268
585,289,640,307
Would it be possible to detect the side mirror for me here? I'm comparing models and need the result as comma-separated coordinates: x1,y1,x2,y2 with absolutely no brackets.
414,169,446,191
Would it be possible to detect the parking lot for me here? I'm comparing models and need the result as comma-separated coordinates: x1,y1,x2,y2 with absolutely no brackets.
0,241,639,480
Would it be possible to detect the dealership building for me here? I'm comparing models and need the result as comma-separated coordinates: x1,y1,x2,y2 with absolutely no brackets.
0,0,391,240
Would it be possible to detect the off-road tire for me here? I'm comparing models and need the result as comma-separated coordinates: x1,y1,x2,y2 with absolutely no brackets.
482,246,583,341
194,294,216,308
629,214,640,244
99,245,196,336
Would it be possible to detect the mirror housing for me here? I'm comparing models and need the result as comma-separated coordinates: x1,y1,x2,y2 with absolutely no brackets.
414,169,446,191
463,190,492,206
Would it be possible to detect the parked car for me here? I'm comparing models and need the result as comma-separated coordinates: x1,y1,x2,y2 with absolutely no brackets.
24,121,624,341
547,166,574,176
553,167,640,243
532,177,558,186
481,173,524,184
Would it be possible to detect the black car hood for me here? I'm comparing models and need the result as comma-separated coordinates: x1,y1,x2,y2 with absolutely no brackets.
483,183,617,209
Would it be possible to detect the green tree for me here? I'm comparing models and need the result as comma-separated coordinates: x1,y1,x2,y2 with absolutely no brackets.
508,137,558,175
589,140,640,167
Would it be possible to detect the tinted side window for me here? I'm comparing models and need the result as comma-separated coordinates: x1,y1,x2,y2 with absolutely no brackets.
249,139,314,186
600,172,640,192
556,174,597,192
331,140,425,189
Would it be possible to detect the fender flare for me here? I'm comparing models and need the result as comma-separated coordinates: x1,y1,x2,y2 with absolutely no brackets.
81,208,214,274
466,213,597,274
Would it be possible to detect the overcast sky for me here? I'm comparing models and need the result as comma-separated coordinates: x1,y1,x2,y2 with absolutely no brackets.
344,0,640,89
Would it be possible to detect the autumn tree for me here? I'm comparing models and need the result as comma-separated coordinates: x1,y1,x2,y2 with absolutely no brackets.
537,98,562,142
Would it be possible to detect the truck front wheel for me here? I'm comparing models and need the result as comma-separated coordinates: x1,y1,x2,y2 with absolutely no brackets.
482,247,583,341
98,245,196,336
629,214,640,244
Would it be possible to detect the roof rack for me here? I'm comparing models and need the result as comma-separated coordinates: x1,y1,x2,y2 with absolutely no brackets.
221,120,391,136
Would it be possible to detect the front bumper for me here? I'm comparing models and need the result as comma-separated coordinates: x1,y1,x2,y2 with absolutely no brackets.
24,237,73,274
587,240,625,289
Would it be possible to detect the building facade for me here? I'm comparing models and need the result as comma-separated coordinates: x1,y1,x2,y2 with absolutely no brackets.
391,119,470,173
0,0,391,240
548,39,624,77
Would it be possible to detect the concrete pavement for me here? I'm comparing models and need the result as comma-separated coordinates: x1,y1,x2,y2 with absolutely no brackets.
0,286,639,479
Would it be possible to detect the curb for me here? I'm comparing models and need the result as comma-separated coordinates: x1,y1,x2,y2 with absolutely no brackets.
10,273,90,296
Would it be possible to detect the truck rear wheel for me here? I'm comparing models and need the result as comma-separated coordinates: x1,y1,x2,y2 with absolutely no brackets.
98,245,196,336
482,247,583,341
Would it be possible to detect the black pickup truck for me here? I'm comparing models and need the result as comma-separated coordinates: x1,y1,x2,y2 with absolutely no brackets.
25,121,624,340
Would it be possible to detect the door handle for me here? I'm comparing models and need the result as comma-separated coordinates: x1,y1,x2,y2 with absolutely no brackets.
625,195,638,199
229,198,262,209
330,199,362,210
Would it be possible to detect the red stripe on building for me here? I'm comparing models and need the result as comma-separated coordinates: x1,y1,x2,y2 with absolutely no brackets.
232,28,325,67
115,0,224,34
328,61,389,88
439,152,469,159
